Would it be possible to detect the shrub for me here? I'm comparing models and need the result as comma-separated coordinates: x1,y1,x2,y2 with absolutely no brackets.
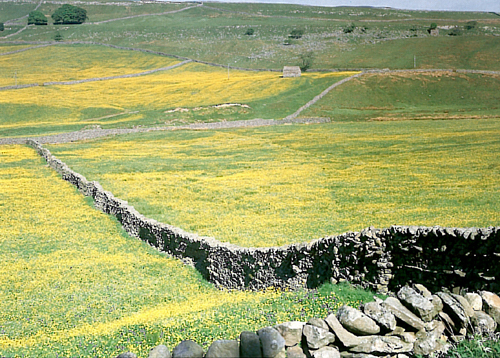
52,4,87,25
54,32,63,41
427,22,437,33
289,29,304,39
28,10,48,25
0,22,4,31
465,21,477,30
343,23,356,33
245,28,254,36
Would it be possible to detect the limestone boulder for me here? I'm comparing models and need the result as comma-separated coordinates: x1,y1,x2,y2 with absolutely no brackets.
465,293,483,311
348,336,413,355
274,321,305,347
471,311,497,334
240,331,262,358
172,340,204,358
286,345,306,358
381,297,425,331
324,314,362,348
436,292,469,330
257,326,286,358
337,305,380,336
311,346,340,358
362,301,397,332
397,286,439,322
308,317,330,331
413,320,449,356
303,324,336,350
451,294,474,318
413,284,432,299
148,345,171,358
205,340,239,358
481,291,500,326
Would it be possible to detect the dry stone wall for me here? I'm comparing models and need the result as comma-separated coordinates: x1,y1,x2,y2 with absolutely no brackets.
27,140,500,294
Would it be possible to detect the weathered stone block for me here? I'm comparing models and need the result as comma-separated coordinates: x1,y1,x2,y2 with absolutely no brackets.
337,305,380,336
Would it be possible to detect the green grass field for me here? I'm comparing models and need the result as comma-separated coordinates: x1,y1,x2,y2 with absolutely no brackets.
46,119,500,247
302,71,500,121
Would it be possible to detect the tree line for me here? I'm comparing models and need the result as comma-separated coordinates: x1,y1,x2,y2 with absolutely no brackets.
28,4,87,26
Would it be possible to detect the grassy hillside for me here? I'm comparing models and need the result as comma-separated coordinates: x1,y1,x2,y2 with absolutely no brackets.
301,71,500,121
1,1,499,70
47,119,500,247
0,144,376,357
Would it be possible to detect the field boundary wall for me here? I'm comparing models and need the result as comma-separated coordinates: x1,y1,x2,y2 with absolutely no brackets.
27,140,500,294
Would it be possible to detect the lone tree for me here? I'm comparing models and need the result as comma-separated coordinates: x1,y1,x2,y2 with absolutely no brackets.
289,29,304,39
299,51,314,72
245,28,255,36
28,10,48,25
52,4,87,25
0,23,4,31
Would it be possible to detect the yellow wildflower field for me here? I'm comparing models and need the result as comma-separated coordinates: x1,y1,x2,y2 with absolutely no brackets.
0,59,354,135
48,119,500,248
0,62,352,108
0,44,180,87
0,144,362,357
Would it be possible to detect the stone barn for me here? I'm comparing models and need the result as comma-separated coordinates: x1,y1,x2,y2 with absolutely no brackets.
282,66,301,78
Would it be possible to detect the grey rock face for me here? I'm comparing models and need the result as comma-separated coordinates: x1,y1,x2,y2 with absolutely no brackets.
481,291,500,326
303,324,336,350
471,311,498,334
465,293,483,311
274,321,305,347
286,345,306,358
348,336,413,354
397,286,439,322
257,327,286,358
311,346,340,358
205,340,239,358
172,340,204,358
116,353,137,358
413,320,448,356
337,305,380,336
325,313,362,348
381,297,425,331
362,301,397,332
240,331,262,358
148,345,171,358
436,292,470,330
308,317,330,331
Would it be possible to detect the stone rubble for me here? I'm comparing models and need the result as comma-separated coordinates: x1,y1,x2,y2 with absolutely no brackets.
111,286,500,358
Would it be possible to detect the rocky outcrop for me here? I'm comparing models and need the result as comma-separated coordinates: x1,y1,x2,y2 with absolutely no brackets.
114,286,500,358
26,140,500,295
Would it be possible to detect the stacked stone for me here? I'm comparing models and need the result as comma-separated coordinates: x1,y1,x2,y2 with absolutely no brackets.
115,286,500,358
